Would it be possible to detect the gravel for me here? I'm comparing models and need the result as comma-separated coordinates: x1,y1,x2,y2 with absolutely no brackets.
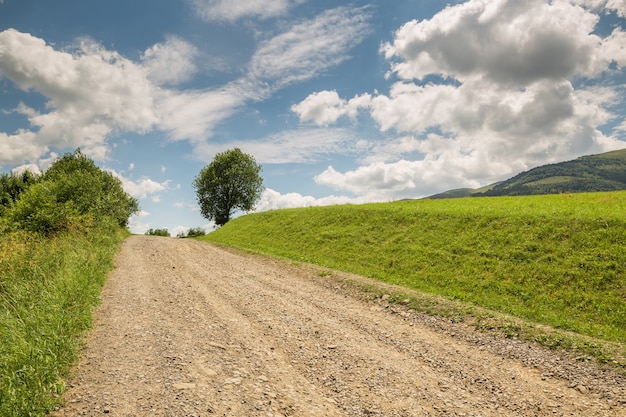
52,236,625,417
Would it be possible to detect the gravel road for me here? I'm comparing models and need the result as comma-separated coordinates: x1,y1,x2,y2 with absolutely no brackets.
52,235,625,417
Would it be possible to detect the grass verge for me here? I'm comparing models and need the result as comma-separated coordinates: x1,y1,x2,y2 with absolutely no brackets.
0,224,126,417
201,191,626,368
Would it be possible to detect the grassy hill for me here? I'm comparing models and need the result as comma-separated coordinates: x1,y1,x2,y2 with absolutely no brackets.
201,191,626,364
427,148,626,199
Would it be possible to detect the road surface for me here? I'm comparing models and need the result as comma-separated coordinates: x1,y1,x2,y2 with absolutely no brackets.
53,236,625,416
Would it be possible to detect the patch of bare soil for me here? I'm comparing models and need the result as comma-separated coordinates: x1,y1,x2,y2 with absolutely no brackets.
52,236,625,416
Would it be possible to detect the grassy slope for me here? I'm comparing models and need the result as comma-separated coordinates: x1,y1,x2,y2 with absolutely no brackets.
0,225,126,417
202,192,626,350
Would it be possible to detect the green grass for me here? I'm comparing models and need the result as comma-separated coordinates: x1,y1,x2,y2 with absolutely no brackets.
0,224,126,417
201,192,626,354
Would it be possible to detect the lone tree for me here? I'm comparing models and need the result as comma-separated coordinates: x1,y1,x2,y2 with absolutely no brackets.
193,148,263,226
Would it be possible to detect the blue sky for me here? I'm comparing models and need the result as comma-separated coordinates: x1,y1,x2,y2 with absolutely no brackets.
1,0,625,235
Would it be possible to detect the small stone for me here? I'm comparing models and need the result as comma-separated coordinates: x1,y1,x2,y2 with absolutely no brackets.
209,342,227,350
576,385,589,394
173,383,197,390
224,377,242,385
381,294,390,301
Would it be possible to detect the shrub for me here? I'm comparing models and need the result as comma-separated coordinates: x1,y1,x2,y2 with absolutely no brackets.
187,227,206,238
3,149,138,235
9,181,77,235
145,228,170,237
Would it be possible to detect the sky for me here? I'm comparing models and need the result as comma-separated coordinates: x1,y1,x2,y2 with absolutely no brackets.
1,0,626,235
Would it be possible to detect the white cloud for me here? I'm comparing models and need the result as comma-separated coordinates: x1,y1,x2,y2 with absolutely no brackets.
157,86,246,142
159,7,371,143
381,0,605,85
291,90,372,125
0,6,372,167
571,0,626,17
110,171,170,199
0,29,158,164
247,6,371,90
11,163,41,176
191,0,297,22
314,158,483,201
128,210,151,235
0,130,45,166
171,225,190,237
290,0,626,200
194,127,357,164
141,36,199,86
255,188,362,212
124,178,169,199
361,135,424,164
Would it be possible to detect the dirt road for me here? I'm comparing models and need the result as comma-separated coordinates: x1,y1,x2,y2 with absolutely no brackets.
53,236,625,416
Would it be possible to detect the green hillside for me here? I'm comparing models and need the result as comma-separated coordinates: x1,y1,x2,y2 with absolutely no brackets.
427,148,626,199
427,183,499,199
201,192,626,362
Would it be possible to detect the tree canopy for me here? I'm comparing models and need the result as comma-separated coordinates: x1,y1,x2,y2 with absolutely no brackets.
193,148,263,226
1,149,139,235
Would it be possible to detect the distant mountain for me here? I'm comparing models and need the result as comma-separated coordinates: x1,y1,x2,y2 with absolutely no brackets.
426,148,626,199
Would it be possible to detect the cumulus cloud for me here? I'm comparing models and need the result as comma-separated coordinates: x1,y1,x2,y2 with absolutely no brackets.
0,29,158,164
141,36,199,86
291,90,371,125
11,163,41,176
255,188,362,212
0,5,372,167
381,0,606,85
110,171,170,199
128,210,151,235
124,178,169,199
314,157,484,201
293,0,626,199
572,0,626,17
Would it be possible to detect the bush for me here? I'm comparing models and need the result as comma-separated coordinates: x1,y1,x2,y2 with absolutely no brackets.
0,170,39,208
43,150,138,228
2,149,138,235
145,228,170,237
177,227,206,238
9,181,78,235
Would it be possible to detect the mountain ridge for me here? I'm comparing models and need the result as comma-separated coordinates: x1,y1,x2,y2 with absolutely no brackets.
426,148,626,199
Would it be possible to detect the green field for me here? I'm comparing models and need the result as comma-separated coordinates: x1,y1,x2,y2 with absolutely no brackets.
202,191,626,359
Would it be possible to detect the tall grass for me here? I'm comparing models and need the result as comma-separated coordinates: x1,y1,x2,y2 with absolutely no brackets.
202,192,626,345
0,223,125,417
